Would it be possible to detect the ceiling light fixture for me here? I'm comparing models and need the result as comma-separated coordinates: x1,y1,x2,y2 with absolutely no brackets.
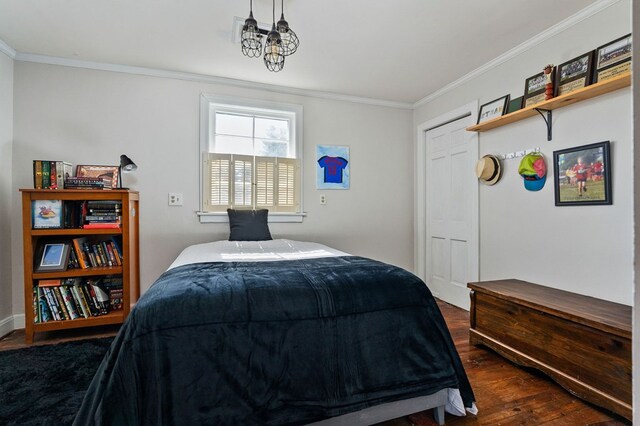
241,0,298,72
263,0,285,72
277,0,298,56
241,0,262,58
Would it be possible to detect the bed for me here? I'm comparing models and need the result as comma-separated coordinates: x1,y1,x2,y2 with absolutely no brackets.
74,239,476,425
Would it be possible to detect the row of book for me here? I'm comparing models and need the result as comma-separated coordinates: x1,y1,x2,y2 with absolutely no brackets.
84,200,121,228
33,200,122,229
33,160,73,190
70,236,123,269
33,277,123,323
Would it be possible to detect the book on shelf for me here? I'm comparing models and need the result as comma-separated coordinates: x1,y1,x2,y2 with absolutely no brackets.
50,161,57,189
69,282,90,319
102,276,124,310
37,287,53,323
64,177,105,190
42,287,61,321
82,222,121,229
70,236,123,269
85,215,120,221
33,161,43,189
83,200,122,228
52,286,70,320
32,286,39,323
71,237,90,269
59,284,80,320
32,161,72,190
67,247,80,269
35,277,121,323
42,161,50,191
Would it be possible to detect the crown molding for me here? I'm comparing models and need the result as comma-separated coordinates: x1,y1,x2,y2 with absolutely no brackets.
413,0,622,108
0,39,17,59
4,0,619,110
14,52,413,110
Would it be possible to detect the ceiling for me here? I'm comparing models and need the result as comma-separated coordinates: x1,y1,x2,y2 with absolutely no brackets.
0,0,600,104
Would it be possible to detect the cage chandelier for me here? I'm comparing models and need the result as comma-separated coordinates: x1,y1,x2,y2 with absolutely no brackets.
241,0,299,72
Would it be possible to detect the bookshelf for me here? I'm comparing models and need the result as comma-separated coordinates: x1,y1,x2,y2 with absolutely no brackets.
20,189,140,343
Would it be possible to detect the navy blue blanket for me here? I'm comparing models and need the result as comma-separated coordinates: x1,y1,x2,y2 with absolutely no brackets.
74,256,474,425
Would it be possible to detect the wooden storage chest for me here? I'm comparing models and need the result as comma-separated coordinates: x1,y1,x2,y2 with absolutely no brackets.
468,279,631,420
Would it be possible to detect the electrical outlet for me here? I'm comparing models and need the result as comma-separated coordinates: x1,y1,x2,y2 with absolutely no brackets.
320,194,326,205
168,193,183,206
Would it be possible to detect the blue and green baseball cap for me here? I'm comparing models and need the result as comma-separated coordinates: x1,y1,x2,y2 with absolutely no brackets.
518,153,546,191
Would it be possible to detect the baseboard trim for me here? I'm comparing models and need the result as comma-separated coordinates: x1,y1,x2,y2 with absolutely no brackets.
0,314,24,339
0,315,14,338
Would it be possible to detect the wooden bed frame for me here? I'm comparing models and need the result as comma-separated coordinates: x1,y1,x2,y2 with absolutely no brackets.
308,389,448,425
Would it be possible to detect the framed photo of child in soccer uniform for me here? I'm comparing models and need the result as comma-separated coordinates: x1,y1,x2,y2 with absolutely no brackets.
553,141,612,206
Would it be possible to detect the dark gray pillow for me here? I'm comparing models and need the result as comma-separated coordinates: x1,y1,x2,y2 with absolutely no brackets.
227,209,272,241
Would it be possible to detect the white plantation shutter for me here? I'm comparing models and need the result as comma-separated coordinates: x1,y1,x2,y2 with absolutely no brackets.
233,155,254,208
256,157,276,208
204,153,299,212
203,154,231,212
276,158,298,212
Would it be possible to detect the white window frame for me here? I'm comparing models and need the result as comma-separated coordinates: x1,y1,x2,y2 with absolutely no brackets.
198,93,305,223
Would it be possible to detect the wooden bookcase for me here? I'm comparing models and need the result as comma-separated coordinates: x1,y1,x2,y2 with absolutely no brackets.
21,189,140,343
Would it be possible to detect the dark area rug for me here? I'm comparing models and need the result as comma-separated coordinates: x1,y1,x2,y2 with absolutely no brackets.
0,337,113,426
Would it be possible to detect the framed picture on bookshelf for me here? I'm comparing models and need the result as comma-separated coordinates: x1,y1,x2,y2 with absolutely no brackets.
555,51,595,96
477,95,510,124
76,165,119,189
523,71,547,107
594,34,632,83
32,200,63,228
36,242,71,272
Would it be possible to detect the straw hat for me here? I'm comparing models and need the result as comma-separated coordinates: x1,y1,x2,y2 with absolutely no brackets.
475,155,502,185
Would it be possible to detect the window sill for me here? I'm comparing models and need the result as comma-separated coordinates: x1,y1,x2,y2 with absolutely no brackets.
197,212,306,223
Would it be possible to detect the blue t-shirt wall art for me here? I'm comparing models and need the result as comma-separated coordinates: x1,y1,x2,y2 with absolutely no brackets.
316,145,350,189
318,156,348,184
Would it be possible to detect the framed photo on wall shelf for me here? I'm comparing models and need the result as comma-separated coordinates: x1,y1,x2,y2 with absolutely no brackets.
553,141,612,206
555,51,594,96
594,34,631,83
477,95,509,124
76,165,119,189
35,242,71,272
523,72,547,107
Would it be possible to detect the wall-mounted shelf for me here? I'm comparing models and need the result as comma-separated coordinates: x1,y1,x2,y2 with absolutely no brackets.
466,72,631,140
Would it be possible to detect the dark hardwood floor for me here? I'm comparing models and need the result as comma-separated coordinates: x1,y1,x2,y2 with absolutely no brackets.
0,300,630,425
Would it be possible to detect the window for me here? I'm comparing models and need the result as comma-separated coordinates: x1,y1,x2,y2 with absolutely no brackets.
199,95,303,222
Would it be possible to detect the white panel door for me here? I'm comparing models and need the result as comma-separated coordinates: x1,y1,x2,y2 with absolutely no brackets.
425,116,478,310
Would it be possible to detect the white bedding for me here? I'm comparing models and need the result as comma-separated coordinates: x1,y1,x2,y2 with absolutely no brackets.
168,239,350,270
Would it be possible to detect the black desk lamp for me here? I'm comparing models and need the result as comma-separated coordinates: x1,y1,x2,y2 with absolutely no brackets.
119,154,137,189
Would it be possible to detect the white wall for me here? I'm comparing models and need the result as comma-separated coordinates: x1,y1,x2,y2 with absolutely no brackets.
414,0,633,305
10,62,414,312
0,51,13,331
